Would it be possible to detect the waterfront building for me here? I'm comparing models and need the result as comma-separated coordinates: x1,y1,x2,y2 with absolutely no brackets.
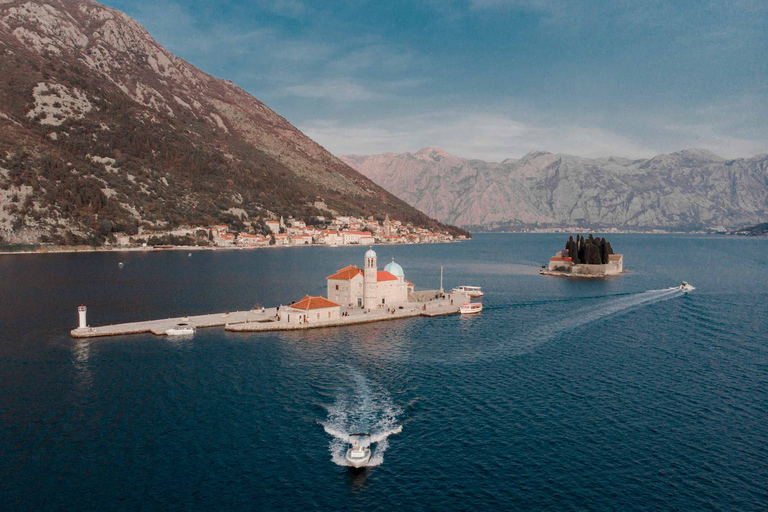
214,232,235,246
265,220,280,234
327,249,413,309
284,295,341,325
290,234,312,246
237,233,270,247
341,230,368,244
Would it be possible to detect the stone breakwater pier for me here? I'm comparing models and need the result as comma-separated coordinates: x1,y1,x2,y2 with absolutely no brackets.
70,293,468,339
70,248,478,339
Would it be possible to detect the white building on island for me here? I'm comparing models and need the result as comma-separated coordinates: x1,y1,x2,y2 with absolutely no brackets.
327,248,414,309
284,295,341,325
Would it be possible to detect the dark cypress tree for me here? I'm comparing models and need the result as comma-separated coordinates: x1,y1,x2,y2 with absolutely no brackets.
585,240,601,264
599,238,609,264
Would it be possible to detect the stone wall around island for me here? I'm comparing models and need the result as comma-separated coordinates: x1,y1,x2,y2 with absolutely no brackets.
547,252,624,276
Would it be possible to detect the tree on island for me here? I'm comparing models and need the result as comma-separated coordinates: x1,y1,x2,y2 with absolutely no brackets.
564,234,614,264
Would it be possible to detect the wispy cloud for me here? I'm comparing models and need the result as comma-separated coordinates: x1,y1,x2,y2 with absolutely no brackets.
105,0,768,160
299,111,662,161
282,79,377,101
468,0,556,11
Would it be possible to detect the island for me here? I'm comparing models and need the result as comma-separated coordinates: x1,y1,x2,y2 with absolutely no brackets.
540,234,624,277
71,248,466,338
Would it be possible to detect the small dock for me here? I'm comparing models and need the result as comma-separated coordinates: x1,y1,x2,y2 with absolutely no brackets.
70,293,471,339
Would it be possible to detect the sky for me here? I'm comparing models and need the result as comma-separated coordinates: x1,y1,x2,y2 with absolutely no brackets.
104,0,768,161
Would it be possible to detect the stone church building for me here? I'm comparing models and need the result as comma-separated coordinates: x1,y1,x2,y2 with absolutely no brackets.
327,248,414,309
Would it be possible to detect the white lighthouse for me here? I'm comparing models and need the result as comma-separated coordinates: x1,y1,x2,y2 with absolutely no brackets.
363,247,377,310
78,305,87,329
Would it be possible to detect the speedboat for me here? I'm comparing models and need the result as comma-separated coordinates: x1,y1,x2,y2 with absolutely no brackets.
451,285,484,298
345,433,371,468
679,282,695,292
459,302,483,314
165,323,196,336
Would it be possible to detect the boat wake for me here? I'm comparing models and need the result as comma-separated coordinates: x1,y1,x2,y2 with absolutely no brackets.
468,286,689,362
536,286,683,333
321,368,403,467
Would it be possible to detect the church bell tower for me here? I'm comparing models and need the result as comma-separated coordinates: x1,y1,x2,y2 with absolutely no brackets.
363,247,377,309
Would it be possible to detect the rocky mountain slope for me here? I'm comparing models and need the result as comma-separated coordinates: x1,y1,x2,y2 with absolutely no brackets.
341,147,768,232
0,0,464,245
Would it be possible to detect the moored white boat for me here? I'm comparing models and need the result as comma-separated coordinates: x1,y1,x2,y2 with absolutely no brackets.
345,433,372,468
165,323,196,336
451,285,484,297
459,302,483,314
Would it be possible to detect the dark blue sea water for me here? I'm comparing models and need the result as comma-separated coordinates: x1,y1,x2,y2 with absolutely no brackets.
1,234,767,511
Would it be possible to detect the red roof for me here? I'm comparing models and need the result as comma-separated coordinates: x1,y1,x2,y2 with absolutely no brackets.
377,270,398,281
326,265,363,280
290,295,341,310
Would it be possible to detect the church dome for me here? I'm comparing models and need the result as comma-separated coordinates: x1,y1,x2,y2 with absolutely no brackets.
383,259,404,277
365,247,377,259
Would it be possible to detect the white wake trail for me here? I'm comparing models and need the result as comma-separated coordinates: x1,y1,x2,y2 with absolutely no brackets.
321,368,403,467
472,286,688,361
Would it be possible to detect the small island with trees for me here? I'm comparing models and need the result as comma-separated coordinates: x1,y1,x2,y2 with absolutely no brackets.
540,234,624,277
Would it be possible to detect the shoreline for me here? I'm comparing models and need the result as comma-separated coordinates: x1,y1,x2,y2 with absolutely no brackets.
0,239,463,256
539,269,625,278
471,230,725,235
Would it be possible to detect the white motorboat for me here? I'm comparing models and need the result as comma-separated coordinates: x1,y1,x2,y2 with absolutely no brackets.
165,323,196,336
459,302,483,314
345,433,372,468
452,285,484,298
679,282,695,292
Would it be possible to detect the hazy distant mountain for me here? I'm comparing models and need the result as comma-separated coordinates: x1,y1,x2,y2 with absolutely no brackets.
340,147,768,232
0,0,462,245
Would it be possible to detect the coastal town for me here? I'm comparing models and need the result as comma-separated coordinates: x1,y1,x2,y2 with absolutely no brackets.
112,214,465,249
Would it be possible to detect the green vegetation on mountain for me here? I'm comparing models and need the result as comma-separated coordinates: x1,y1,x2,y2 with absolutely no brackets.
0,0,467,246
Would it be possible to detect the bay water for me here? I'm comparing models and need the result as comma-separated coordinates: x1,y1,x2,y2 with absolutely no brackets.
1,234,766,510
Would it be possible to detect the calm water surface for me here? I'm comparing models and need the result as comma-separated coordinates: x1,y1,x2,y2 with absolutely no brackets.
1,234,767,510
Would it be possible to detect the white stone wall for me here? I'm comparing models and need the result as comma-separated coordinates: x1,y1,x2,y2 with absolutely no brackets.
548,259,574,271
374,280,408,307
285,306,340,325
328,274,364,308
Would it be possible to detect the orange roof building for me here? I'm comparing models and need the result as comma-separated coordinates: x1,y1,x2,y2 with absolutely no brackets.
284,295,342,325
326,249,413,309
377,271,398,281
290,295,341,310
326,265,363,281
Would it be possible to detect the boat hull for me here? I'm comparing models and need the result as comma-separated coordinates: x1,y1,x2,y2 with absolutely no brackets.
345,448,371,468
165,328,196,336
459,304,483,314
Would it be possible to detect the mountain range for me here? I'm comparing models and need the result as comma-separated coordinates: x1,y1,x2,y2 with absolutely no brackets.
341,147,768,232
0,0,463,245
